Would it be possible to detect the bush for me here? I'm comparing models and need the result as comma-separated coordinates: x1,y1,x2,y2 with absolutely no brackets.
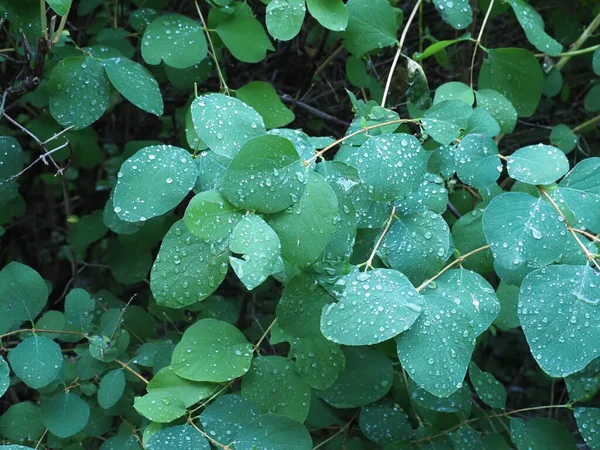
1,0,600,448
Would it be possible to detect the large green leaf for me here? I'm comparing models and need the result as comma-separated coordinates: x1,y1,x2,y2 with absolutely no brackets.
342,0,399,56
0,262,47,326
510,418,576,449
0,402,45,442
265,0,306,41
422,99,472,144
150,220,230,308
221,134,306,213
134,391,187,423
506,144,569,185
519,265,600,377
232,413,312,450
468,362,506,409
190,93,265,158
267,172,338,268
306,0,348,32
41,392,90,438
574,407,600,450
396,268,499,397
146,425,209,450
113,145,196,222
200,394,261,445
141,14,207,68
183,190,244,241
432,0,472,30
103,57,163,116
506,0,562,57
453,134,501,188
321,269,423,345
475,89,518,134
236,81,295,129
48,56,111,129
8,335,62,389
478,48,543,117
98,369,126,409
172,318,253,382
147,366,217,408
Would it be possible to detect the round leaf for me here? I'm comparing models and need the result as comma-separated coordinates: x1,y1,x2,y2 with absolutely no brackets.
134,391,187,423
147,366,218,408
184,190,244,241
359,402,411,446
236,81,295,129
8,335,62,389
422,99,472,145
98,369,126,409
507,144,569,185
454,134,502,188
432,0,472,30
200,394,261,445
342,0,398,56
232,413,312,450
266,0,306,41
41,392,90,438
0,262,47,326
306,0,348,32
475,89,518,134
146,425,209,450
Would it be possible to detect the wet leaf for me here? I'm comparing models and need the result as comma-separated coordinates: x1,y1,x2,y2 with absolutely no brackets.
506,144,569,185
134,391,187,423
468,362,506,409
184,190,244,241
146,425,209,450
342,0,398,56
266,0,306,41
8,335,62,389
236,81,295,129
506,0,562,56
454,134,501,188
41,392,90,438
422,99,472,145
432,0,472,30
306,0,348,32
475,89,518,134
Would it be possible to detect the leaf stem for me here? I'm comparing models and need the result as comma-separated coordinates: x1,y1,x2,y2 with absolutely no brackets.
535,44,600,59
188,418,230,449
469,0,495,88
555,11,600,71
254,318,277,351
572,113,600,134
114,359,149,384
364,206,396,271
0,328,87,340
312,412,358,450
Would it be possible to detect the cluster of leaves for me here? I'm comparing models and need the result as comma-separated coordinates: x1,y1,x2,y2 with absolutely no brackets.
1,0,600,449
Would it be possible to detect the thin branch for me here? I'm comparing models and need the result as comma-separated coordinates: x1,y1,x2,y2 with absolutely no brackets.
280,94,350,127
188,418,230,449
469,0,495,88
572,113,600,134
555,11,600,70
114,359,149,384
312,412,358,450
194,1,229,94
254,318,277,352
364,206,396,270
5,141,69,182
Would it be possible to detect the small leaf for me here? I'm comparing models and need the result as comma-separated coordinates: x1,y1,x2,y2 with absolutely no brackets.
113,145,197,222
422,99,472,144
266,0,306,41
306,0,348,32
142,13,207,69
468,362,506,409
8,335,62,389
41,392,90,438
506,144,569,185
89,335,118,362
200,394,261,445
236,81,295,129
434,81,474,105
134,391,187,423
98,369,126,409
432,0,472,30
359,402,411,446
342,0,398,56
0,136,24,201
147,366,218,408
454,134,502,188
506,0,562,56
510,417,577,449
171,318,253,382
475,89,518,134
0,262,47,326
452,209,495,274
232,413,312,450
146,425,209,450
184,190,244,241
574,407,600,449
549,124,578,154
465,107,501,137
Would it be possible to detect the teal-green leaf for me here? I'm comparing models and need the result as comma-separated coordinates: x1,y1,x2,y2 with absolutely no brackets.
215,3,274,63
172,318,253,382
318,346,392,408
0,355,9,398
342,0,399,56
46,0,71,15
478,48,543,117
506,144,569,185
147,425,209,450
41,392,90,438
232,413,312,450
48,56,111,129
0,402,45,442
266,0,306,41
267,172,338,268
409,377,472,414
113,145,196,222
134,391,187,423
422,99,472,144
493,281,520,330
549,124,578,154
184,190,244,241
519,265,600,377
482,192,566,279
575,407,600,449
200,394,261,445
510,417,576,450
452,209,495,274
454,134,501,188
103,57,163,115
63,288,95,337
89,335,118,362
98,369,126,409
465,107,501,137
0,262,47,326
432,0,472,30
241,356,310,422
594,47,600,76
150,220,230,308
306,0,348,32
468,362,506,409
396,268,499,397
506,0,562,56
147,366,218,408
236,81,295,129
221,134,306,213
585,84,600,112
141,14,207,69
8,335,62,389
434,81,475,105
0,136,24,202
321,269,423,345
475,89,518,134
359,402,411,446
229,215,281,290
190,93,265,158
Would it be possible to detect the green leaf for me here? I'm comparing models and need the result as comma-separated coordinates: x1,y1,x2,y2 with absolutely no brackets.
229,215,281,290
141,14,207,68
221,134,306,213
41,392,90,438
409,378,472,414
146,425,209,450
594,47,600,76
359,402,411,446
454,134,501,188
100,435,142,450
468,362,506,409
510,418,576,450
184,190,244,241
63,288,96,337
190,93,265,158
506,0,562,57
9,335,62,389
493,281,520,330
113,145,196,222
396,268,499,397
194,151,230,191
89,335,118,362
465,107,501,137
172,318,253,382
98,369,126,409
266,0,306,41
0,402,45,442
506,144,569,185
103,57,163,115
318,346,392,408
306,0,348,32
422,99,472,144
452,209,495,274
585,84,600,112
0,355,9,398
236,81,295,129
134,391,187,423
267,172,338,268
380,211,450,284
482,193,566,279
551,158,600,232
321,269,423,345
48,56,111,130
414,33,472,61
150,220,229,308
475,89,518,134
67,210,108,252
0,262,47,326
233,413,312,450
0,136,24,202
434,81,475,105
519,265,600,377
342,0,399,56
147,366,218,408
46,0,71,15
200,394,261,445
575,407,600,449
478,48,543,117
215,3,274,63
432,0,472,30
241,356,311,422
549,124,578,154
